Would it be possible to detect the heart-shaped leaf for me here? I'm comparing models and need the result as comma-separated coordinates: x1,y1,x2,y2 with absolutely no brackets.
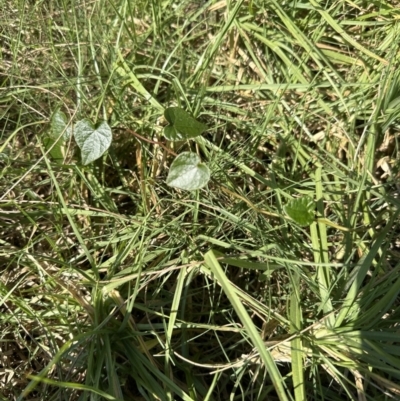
284,196,315,226
166,152,210,191
73,119,112,165
164,107,207,141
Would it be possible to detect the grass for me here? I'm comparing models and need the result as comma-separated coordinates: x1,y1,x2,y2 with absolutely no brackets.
1,0,400,400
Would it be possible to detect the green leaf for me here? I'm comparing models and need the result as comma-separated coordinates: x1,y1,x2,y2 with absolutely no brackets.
166,152,210,191
43,134,64,163
284,196,315,226
73,119,112,165
43,110,70,163
164,107,207,141
51,109,72,140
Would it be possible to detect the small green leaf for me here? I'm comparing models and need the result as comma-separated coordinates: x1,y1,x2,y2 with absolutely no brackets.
164,107,207,141
43,109,70,163
51,109,72,140
166,152,210,191
73,119,112,165
43,134,65,163
284,196,315,226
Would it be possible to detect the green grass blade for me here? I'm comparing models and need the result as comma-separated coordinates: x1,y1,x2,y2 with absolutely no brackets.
204,250,289,401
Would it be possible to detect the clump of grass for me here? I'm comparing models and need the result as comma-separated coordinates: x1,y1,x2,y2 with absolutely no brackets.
1,1,400,400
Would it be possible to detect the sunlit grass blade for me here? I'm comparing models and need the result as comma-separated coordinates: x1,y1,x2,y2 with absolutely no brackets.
334,213,398,328
204,250,289,401
25,376,125,401
289,273,305,401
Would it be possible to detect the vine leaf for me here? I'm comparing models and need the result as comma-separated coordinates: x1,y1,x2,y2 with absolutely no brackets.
43,109,70,163
51,109,72,140
164,107,207,141
166,152,210,191
73,119,112,165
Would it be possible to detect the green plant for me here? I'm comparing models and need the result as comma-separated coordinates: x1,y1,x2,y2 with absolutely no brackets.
284,196,315,226
2,1,400,400
47,107,210,190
